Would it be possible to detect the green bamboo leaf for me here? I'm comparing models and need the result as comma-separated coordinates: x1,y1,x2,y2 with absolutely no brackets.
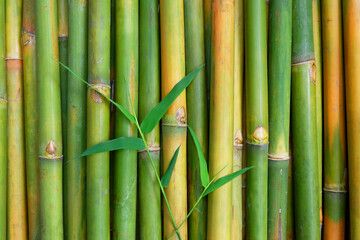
140,65,204,133
188,126,209,187
68,137,144,163
54,57,136,123
161,145,181,187
203,166,254,196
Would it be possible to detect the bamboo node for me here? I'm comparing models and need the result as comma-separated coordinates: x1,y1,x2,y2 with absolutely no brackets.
234,129,243,145
253,125,268,144
22,32,35,46
45,141,58,155
0,98,7,103
310,62,316,85
176,106,187,124
90,85,109,104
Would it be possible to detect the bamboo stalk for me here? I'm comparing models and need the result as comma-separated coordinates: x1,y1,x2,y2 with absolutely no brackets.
244,0,268,239
160,0,188,238
36,0,64,238
291,0,320,239
322,1,347,239
5,0,27,238
184,0,208,239
22,0,40,239
313,0,324,230
138,2,161,238
0,0,6,238
113,0,139,239
207,1,234,240
58,0,68,162
232,0,244,239
342,0,360,238
87,0,111,238
267,0,292,239
64,0,88,239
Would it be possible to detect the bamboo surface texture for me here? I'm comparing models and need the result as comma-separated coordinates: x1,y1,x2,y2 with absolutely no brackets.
184,0,208,239
64,0,88,239
267,0,292,239
343,0,360,238
0,0,6,238
245,0,269,239
291,0,320,239
203,0,211,108
6,0,28,238
322,1,347,239
113,0,139,239
207,1,234,240
36,0,64,238
232,0,244,239
22,0,40,238
138,1,161,239
58,0,68,165
313,0,324,229
87,0,111,239
160,0,188,239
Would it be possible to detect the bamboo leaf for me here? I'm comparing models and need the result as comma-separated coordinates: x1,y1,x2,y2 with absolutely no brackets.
203,167,254,196
69,137,144,163
140,65,204,133
188,126,209,187
54,57,136,123
161,145,181,187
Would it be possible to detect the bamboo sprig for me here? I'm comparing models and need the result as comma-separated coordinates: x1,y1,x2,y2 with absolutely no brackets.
58,59,252,240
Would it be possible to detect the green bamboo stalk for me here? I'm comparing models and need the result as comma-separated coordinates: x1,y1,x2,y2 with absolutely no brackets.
22,0,40,239
138,2,161,239
322,1,347,239
313,0,323,229
6,0,27,238
207,1,234,239
58,0,68,162
343,0,360,238
267,0,292,239
245,0,268,239
113,0,139,239
64,0,88,239
184,0,208,239
291,0,320,238
36,0,64,238
160,1,188,238
87,0,111,239
0,0,6,238
109,0,115,230
232,0,244,239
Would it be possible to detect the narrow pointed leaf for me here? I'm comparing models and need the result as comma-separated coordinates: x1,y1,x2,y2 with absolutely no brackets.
161,145,181,187
54,58,136,123
203,167,254,196
188,126,209,187
140,65,204,133
69,137,144,162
